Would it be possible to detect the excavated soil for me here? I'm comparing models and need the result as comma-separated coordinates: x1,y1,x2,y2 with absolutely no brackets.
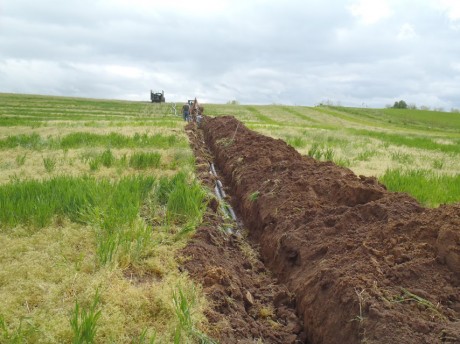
197,116,460,344
182,123,305,343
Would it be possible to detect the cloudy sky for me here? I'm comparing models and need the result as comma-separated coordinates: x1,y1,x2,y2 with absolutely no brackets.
1,0,459,108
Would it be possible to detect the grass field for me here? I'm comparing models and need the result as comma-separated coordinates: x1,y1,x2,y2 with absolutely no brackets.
0,93,459,342
0,94,211,343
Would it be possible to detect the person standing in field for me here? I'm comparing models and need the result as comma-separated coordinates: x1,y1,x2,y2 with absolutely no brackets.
182,103,190,121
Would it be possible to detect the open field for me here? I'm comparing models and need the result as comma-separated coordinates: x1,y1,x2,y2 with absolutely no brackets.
0,94,211,343
0,93,459,343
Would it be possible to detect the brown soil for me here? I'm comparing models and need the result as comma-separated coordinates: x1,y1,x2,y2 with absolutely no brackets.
182,123,306,343
197,116,460,344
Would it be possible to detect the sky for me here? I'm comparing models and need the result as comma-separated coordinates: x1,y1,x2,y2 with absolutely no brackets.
0,0,459,108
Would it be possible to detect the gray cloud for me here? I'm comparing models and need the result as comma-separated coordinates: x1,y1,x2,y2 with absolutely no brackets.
0,0,459,108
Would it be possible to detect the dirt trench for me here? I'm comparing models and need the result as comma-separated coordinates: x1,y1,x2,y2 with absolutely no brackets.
182,123,306,343
190,115,460,344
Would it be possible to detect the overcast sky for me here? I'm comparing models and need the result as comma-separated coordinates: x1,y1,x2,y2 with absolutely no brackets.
1,0,459,108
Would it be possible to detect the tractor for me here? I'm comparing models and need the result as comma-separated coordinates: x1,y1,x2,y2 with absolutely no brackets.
150,90,165,103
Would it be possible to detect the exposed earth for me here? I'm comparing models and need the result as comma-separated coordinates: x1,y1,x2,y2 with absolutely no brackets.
183,116,460,343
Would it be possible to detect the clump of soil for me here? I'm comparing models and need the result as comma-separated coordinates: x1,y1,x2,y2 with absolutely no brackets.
201,116,460,344
181,124,305,343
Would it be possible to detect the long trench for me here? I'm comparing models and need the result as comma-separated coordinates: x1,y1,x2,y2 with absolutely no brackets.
183,121,307,343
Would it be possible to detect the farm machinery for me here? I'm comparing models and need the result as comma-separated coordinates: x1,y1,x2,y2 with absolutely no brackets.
150,90,165,103
186,98,204,123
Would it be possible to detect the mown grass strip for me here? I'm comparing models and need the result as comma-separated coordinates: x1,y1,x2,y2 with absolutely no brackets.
332,106,460,132
246,106,280,125
282,106,319,123
349,129,460,154
380,169,460,207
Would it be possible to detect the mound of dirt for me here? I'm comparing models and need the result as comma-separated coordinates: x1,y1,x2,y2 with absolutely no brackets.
181,124,305,343
201,116,460,344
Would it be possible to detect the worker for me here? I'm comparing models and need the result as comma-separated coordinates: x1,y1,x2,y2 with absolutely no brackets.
182,103,190,121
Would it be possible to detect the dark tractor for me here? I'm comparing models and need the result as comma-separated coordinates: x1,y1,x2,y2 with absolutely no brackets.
151,90,165,103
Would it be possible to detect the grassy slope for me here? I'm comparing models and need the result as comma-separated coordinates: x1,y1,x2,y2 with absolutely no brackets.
206,103,460,207
0,93,211,343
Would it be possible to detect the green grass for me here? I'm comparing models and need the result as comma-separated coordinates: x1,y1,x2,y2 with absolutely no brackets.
88,158,101,171
0,175,154,229
15,154,27,167
333,106,460,132
0,174,153,264
0,314,37,343
307,144,334,161
348,129,460,154
99,149,115,167
286,135,307,148
282,106,318,123
0,132,186,150
246,106,279,125
129,152,162,169
248,191,260,202
43,156,57,173
356,150,377,162
391,152,414,164
173,287,215,344
70,290,101,344
0,93,214,343
380,169,460,207
164,175,207,225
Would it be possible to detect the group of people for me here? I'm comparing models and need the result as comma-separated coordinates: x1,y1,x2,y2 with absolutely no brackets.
182,99,203,125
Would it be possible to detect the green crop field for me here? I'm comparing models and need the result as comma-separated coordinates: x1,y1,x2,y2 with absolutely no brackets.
0,93,459,342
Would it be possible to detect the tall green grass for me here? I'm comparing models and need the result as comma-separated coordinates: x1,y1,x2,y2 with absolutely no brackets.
0,175,155,265
154,172,207,225
286,135,307,148
129,152,161,169
380,169,460,207
173,287,215,344
0,132,186,150
43,156,56,172
0,133,45,149
0,314,36,343
0,172,207,264
70,291,101,344
0,175,154,229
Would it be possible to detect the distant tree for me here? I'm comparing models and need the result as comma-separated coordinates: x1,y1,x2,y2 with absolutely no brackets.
226,100,240,105
408,103,417,110
393,100,408,109
451,108,460,113
420,105,430,111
